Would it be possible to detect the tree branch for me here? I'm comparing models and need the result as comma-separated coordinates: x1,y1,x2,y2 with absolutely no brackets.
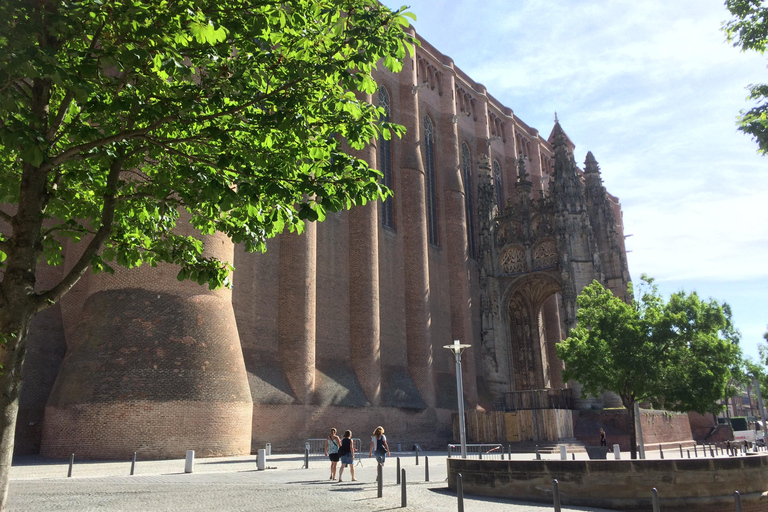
34,154,124,311
47,90,75,141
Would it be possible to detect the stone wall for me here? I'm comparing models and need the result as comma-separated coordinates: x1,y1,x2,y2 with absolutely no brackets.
575,409,694,450
447,456,768,512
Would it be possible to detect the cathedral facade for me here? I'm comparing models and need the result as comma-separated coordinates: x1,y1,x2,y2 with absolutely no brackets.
17,28,630,458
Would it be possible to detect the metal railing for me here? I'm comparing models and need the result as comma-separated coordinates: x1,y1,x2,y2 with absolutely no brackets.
305,438,362,459
447,443,504,459
498,388,575,411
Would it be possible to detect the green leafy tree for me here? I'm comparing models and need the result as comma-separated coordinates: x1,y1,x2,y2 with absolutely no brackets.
557,276,740,459
724,0,768,154
0,1,415,508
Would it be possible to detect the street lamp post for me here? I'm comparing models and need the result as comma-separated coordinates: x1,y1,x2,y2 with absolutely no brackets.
443,339,471,458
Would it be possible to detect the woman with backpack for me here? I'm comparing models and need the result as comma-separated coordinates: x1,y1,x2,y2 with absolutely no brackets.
369,426,390,467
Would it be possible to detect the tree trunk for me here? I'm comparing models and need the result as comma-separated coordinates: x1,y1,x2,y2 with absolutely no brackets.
0,318,30,512
627,400,637,460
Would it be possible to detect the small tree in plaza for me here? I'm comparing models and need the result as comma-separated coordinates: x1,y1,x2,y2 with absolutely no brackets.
557,276,741,459
0,1,415,508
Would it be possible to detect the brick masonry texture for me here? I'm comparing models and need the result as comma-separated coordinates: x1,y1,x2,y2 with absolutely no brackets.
18,27,634,458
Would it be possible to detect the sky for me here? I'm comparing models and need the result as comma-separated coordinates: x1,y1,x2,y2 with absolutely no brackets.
383,0,768,361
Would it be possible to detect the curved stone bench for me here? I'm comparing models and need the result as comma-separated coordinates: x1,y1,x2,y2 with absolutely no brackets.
447,455,768,511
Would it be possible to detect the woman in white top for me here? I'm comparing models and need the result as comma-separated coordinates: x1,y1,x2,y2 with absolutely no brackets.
324,427,342,480
369,425,390,466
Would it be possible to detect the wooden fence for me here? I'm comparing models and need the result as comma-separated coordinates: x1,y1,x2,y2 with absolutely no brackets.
454,409,574,443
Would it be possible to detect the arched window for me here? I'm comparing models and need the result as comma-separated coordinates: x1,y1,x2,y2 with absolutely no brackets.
424,115,438,246
461,143,475,258
493,159,503,211
378,86,393,229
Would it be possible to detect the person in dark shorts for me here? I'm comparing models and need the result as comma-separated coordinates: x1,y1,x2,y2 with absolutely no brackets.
600,428,607,447
325,428,342,480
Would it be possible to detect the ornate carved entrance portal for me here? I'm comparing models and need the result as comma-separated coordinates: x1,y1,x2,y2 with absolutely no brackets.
477,122,630,404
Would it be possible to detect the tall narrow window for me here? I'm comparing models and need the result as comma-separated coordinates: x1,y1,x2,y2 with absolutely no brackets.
493,160,503,211
461,143,475,258
378,86,393,229
424,115,438,246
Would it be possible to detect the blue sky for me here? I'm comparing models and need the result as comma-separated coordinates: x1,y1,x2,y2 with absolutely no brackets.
383,0,768,361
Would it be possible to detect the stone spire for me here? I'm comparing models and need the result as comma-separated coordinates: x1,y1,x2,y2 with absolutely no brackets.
550,121,585,213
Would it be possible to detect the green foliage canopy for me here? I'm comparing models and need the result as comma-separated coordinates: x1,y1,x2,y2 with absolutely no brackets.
0,0,415,314
558,277,739,415
724,0,768,154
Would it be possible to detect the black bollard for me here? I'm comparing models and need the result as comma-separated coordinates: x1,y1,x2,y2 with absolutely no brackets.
679,443,683,458
687,450,691,458
553,479,561,512
694,444,698,457
652,488,660,512
710,445,714,458
377,463,383,498
401,468,407,508
415,447,419,466
68,453,74,478
734,490,743,512
447,444,451,458
572,453,575,460
396,457,401,484
508,445,512,460
457,473,464,512
130,452,136,476
425,456,429,482
659,444,664,460
304,447,309,469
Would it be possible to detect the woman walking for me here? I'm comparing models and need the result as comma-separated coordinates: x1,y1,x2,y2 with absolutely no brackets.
369,426,390,467
337,430,356,482
325,428,342,480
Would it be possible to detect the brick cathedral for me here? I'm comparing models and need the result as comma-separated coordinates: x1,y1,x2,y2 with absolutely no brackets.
17,28,630,458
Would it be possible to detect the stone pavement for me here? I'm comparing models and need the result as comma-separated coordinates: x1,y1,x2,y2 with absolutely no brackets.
8,451,617,511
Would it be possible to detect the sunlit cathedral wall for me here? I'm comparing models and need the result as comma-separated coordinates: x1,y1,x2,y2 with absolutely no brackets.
17,27,630,458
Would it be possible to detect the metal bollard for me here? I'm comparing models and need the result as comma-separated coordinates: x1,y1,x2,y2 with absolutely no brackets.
734,490,743,512
710,445,714,458
659,444,664,459
535,445,541,460
687,450,691,458
416,447,419,465
652,488,660,512
304,447,309,469
257,449,266,471
560,446,567,461
694,445,698,457
447,444,451,458
377,463,383,498
401,468,407,508
425,456,429,482
679,443,683,458
553,479,561,512
396,457,401,484
185,450,194,473
572,453,575,460
68,453,74,478
508,445,512,460
266,443,271,456
478,448,482,460
457,473,465,512
130,452,136,476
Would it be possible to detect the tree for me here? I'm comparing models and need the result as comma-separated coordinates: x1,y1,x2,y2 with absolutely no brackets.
557,276,741,459
724,0,768,154
0,1,415,508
